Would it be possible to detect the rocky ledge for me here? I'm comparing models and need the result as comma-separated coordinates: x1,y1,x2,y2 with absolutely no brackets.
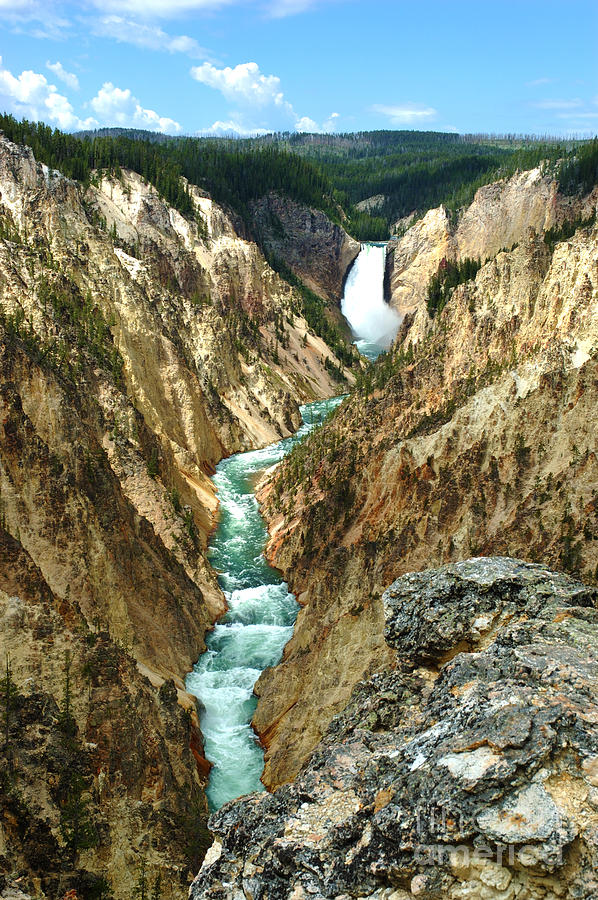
191,558,598,900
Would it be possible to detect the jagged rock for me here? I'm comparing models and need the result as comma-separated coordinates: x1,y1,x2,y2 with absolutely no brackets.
191,559,598,900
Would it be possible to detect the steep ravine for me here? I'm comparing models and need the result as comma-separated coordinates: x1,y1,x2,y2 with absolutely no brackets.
0,133,359,898
254,174,598,791
186,396,344,812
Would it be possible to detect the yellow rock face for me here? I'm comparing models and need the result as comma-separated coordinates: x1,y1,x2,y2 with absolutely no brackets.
256,181,598,788
0,134,354,686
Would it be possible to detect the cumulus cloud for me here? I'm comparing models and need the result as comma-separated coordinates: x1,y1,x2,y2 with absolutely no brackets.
89,81,181,132
295,115,319,132
192,60,338,135
190,61,290,110
372,103,437,125
295,112,338,133
46,60,79,90
323,110,339,131
0,56,94,129
199,119,269,136
93,15,209,58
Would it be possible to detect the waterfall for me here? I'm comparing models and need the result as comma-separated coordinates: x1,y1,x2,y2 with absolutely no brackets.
341,243,400,358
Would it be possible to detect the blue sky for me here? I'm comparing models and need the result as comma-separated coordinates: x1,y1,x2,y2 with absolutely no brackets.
0,0,596,137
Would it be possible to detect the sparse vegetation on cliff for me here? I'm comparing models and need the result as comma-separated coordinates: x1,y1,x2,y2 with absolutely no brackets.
543,209,596,250
426,256,482,317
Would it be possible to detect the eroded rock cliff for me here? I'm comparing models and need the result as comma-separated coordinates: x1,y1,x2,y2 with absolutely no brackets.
385,166,598,339
193,559,598,900
249,191,360,303
0,133,358,897
0,527,210,900
255,177,598,788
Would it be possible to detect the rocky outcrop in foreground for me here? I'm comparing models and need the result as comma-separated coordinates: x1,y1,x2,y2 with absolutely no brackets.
192,558,598,900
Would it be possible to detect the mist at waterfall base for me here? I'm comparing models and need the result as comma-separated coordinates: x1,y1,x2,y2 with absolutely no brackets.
186,396,344,811
342,243,400,360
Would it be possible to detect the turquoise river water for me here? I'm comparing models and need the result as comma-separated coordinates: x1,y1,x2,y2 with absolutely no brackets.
186,396,345,810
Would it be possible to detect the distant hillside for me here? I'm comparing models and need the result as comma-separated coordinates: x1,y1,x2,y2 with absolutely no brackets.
3,115,597,240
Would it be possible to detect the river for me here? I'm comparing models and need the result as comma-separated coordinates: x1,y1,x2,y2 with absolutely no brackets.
186,396,344,810
186,242,399,811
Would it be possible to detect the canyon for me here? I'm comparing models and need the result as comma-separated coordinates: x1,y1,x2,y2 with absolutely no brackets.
1,127,598,900
0,133,358,898
254,167,598,793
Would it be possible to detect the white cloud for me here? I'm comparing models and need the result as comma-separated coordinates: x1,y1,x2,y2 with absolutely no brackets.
372,103,437,125
90,0,325,15
89,81,181,133
533,98,583,110
323,110,339,131
0,56,94,130
557,111,598,120
295,112,339,133
46,60,79,90
295,115,319,132
199,119,269,136
190,61,290,110
88,0,232,15
0,2,70,38
526,77,554,88
93,15,209,58
0,0,38,9
267,0,319,15
191,59,338,135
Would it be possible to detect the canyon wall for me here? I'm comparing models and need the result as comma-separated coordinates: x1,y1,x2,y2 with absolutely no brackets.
255,174,598,789
0,134,357,898
0,527,210,900
385,166,598,338
249,191,360,303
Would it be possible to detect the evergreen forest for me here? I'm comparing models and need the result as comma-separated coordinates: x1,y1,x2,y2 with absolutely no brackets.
1,114,596,243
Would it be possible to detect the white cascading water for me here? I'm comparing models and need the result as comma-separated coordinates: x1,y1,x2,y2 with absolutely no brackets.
341,242,400,358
